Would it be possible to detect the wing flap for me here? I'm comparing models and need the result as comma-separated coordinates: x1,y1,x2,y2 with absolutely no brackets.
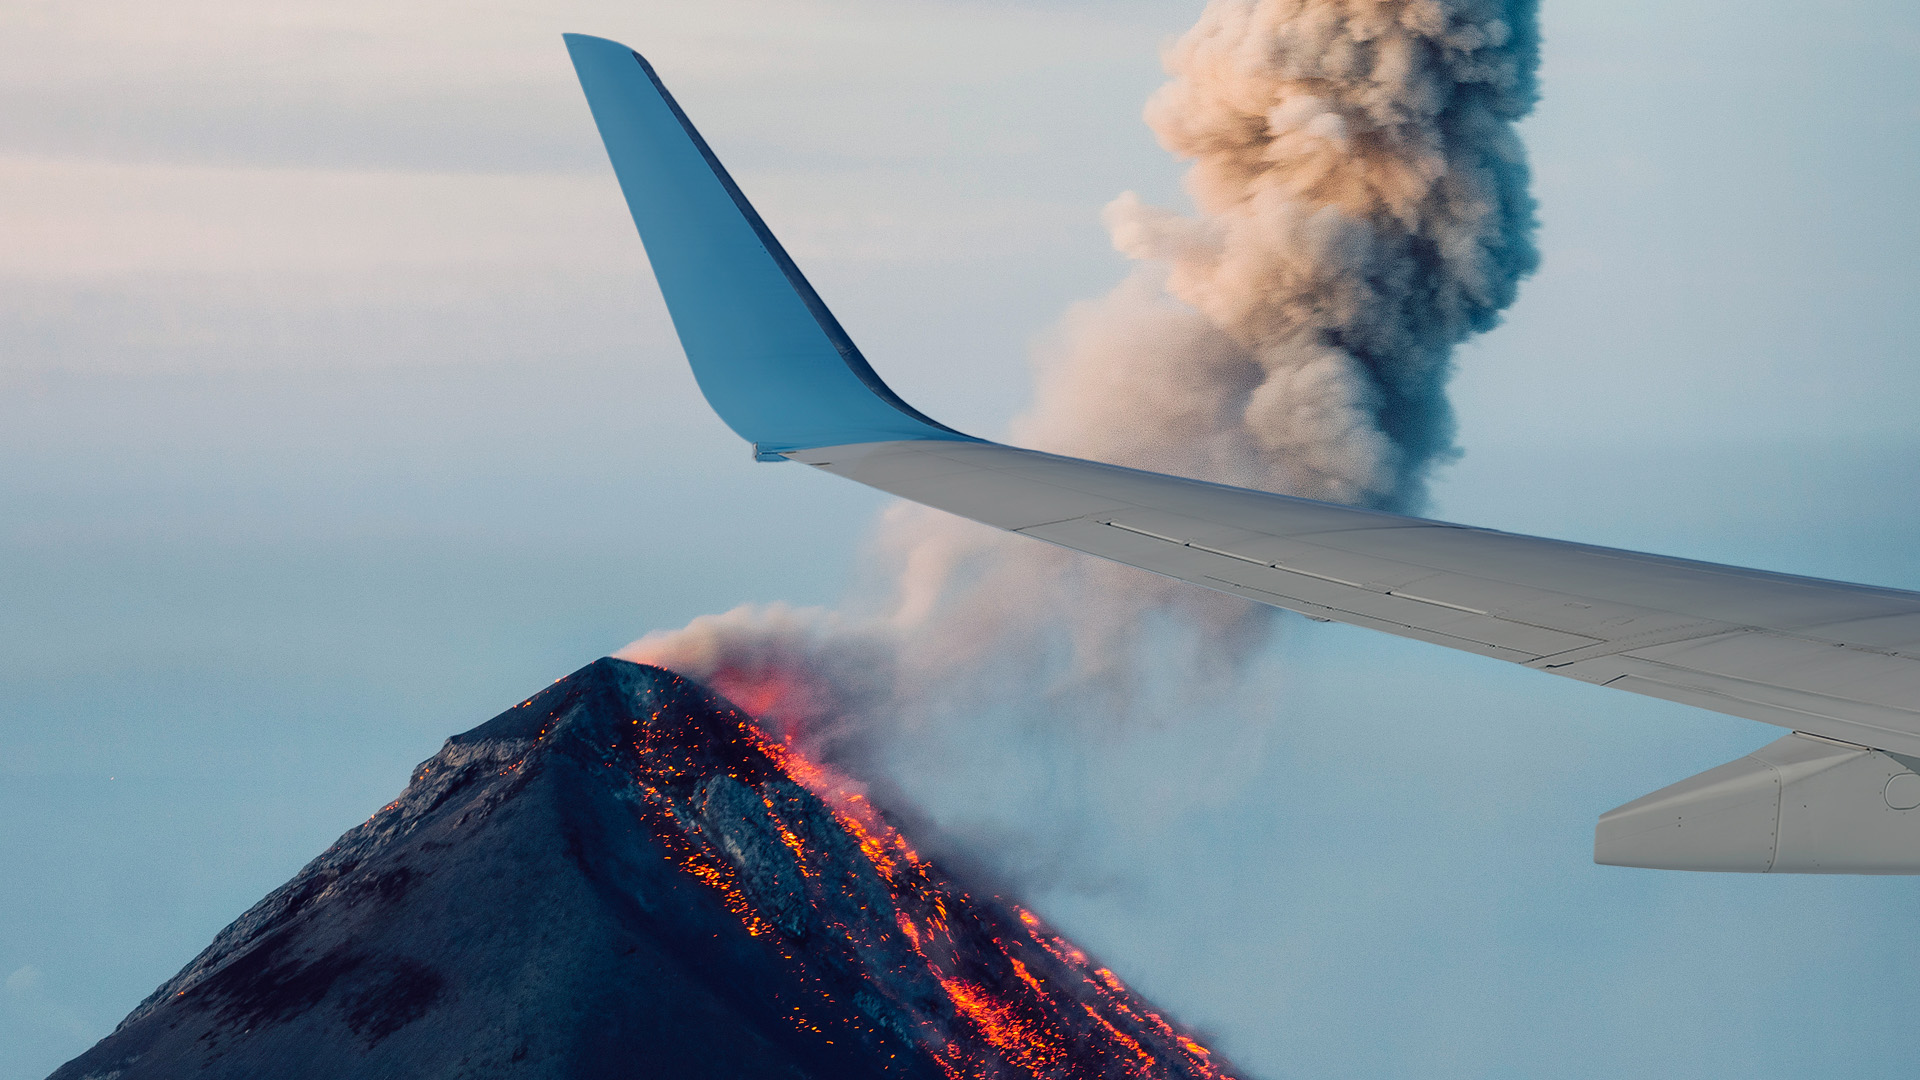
1597,732,1920,873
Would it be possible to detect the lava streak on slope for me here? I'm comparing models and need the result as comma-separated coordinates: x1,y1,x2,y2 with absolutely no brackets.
518,659,1239,1080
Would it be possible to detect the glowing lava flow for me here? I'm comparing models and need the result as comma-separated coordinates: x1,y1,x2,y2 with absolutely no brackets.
511,664,1242,1080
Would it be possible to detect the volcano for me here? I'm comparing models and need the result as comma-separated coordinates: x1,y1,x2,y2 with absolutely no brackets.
50,658,1241,1079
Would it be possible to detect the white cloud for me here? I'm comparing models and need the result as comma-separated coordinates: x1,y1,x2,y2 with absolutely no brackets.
0,157,628,281
0,1,1181,379
0,0,1172,171
4,965,45,996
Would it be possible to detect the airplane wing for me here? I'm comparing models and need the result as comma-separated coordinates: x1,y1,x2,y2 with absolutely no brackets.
565,34,1920,873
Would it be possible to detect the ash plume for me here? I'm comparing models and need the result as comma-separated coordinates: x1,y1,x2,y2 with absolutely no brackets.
625,0,1540,844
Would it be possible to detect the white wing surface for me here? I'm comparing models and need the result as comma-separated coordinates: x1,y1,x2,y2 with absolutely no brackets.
792,440,1920,759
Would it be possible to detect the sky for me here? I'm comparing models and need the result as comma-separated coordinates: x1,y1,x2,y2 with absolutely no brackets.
3,1,1920,1077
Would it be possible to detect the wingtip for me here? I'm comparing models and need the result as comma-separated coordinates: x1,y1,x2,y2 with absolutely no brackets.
562,32,651,67
563,28,970,454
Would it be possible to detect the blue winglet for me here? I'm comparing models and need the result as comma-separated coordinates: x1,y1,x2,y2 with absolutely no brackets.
564,34,978,460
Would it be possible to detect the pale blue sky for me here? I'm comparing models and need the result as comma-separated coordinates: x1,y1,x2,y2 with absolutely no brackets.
4,2,1920,1078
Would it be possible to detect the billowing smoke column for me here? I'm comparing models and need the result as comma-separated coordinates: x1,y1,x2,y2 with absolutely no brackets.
1030,0,1539,509
627,0,1540,803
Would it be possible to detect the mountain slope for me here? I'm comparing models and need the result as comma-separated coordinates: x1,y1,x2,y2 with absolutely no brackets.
51,659,1240,1080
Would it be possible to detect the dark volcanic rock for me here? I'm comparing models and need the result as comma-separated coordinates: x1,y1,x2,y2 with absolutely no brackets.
50,659,1239,1080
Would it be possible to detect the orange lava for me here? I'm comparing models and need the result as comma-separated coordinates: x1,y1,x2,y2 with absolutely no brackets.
532,668,1237,1079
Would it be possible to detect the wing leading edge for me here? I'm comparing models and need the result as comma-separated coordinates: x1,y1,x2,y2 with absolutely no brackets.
567,36,1920,872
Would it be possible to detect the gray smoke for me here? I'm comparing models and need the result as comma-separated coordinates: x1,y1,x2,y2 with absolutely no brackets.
1029,0,1540,508
624,0,1540,837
